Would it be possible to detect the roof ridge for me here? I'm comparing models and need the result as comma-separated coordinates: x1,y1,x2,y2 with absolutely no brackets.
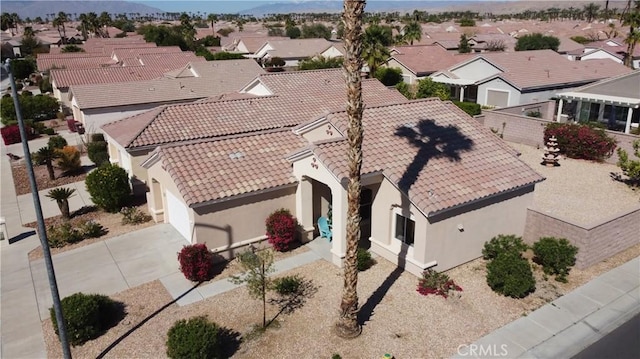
258,68,342,77
326,98,436,117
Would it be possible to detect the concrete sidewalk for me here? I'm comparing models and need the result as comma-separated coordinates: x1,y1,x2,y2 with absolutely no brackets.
452,257,640,359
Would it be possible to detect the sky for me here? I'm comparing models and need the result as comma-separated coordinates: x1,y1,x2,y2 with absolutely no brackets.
134,0,517,14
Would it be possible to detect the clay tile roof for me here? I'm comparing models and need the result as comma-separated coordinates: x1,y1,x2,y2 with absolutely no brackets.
51,66,168,88
37,55,117,71
111,46,182,60
311,99,544,217
103,69,407,149
158,129,306,206
262,38,342,58
388,45,471,75
452,50,633,90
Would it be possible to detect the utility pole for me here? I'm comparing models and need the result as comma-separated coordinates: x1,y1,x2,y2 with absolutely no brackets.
4,59,72,359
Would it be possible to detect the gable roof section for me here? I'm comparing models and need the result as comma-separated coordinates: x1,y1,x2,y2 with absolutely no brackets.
51,66,168,89
153,129,305,207
259,38,343,59
306,99,544,217
71,60,265,110
557,71,640,107
37,55,117,71
444,50,633,90
103,70,407,149
388,45,470,76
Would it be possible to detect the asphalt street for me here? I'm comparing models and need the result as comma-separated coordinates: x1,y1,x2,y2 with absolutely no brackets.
573,314,640,359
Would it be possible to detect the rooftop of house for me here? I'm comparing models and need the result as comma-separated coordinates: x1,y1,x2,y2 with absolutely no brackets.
585,38,640,57
442,49,633,90
223,36,289,53
149,128,306,207
388,44,472,75
260,38,343,59
299,99,545,217
37,55,118,71
102,69,407,150
51,65,167,88
70,60,265,109
557,70,640,105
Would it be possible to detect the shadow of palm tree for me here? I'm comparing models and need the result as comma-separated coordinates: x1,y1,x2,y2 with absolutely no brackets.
358,118,473,326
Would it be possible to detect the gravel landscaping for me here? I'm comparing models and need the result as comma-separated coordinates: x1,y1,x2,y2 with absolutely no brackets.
509,142,640,226
41,242,639,359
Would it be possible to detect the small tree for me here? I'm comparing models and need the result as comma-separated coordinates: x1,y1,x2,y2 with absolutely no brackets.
458,34,472,53
85,163,130,212
617,140,640,186
298,56,343,70
515,33,560,51
230,247,274,328
46,187,76,220
34,146,60,180
88,141,109,166
415,78,450,100
48,135,68,150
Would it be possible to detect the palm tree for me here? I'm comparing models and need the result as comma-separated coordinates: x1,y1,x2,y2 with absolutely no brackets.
335,0,365,339
622,1,640,68
584,3,601,23
362,24,392,76
402,21,422,45
46,187,76,220
35,146,60,180
207,13,218,36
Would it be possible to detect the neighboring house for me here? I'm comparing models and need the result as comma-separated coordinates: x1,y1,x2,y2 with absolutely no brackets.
69,59,265,136
583,38,640,69
253,38,344,67
556,71,640,134
431,50,633,107
576,47,624,65
36,53,118,72
556,36,585,60
222,36,288,54
383,45,470,84
101,69,407,237
139,97,543,275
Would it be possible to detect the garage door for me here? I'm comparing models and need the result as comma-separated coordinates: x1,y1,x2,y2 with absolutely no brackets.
486,89,509,108
166,191,192,242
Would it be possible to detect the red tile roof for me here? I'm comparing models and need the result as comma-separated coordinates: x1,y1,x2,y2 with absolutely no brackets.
103,69,407,149
388,45,471,75
51,66,167,88
37,55,117,71
308,99,544,217
156,129,306,206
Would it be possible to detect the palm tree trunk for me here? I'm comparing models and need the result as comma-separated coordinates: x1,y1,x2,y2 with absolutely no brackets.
46,160,55,180
58,199,70,220
335,0,365,339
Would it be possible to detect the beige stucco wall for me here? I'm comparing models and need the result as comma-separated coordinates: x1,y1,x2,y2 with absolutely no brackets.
193,187,296,258
299,122,343,143
425,186,535,272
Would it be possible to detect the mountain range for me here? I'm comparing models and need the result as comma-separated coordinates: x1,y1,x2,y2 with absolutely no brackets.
1,1,163,19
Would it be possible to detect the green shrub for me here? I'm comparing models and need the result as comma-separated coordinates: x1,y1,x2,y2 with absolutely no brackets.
85,163,131,213
545,123,616,161
356,248,374,271
532,237,578,282
77,220,106,238
90,133,105,142
617,140,640,185
47,223,83,247
374,67,403,86
453,101,481,116
166,316,221,359
47,135,67,149
43,127,56,135
50,293,122,346
87,141,109,166
417,269,463,298
272,275,303,296
486,252,536,298
121,206,152,225
482,234,528,260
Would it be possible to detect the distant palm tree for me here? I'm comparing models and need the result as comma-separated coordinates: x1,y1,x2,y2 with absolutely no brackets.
362,24,391,76
622,0,640,68
402,21,422,45
46,187,76,220
207,13,218,36
335,0,365,339
35,146,60,180
584,3,601,23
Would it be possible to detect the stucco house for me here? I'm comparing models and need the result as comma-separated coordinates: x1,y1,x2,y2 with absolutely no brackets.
137,97,544,275
582,38,640,69
431,50,632,107
252,38,344,67
68,59,265,136
556,71,640,134
382,45,470,84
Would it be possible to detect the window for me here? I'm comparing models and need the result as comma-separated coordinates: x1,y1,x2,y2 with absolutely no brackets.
394,213,415,246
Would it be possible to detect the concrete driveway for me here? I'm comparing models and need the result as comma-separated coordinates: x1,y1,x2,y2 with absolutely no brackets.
30,224,189,319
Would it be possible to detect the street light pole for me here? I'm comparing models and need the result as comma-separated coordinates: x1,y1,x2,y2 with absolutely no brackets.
4,59,72,359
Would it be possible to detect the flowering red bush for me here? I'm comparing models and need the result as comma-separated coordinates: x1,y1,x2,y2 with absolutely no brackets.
1,124,33,145
178,243,214,282
265,209,298,252
544,123,616,162
417,269,462,299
